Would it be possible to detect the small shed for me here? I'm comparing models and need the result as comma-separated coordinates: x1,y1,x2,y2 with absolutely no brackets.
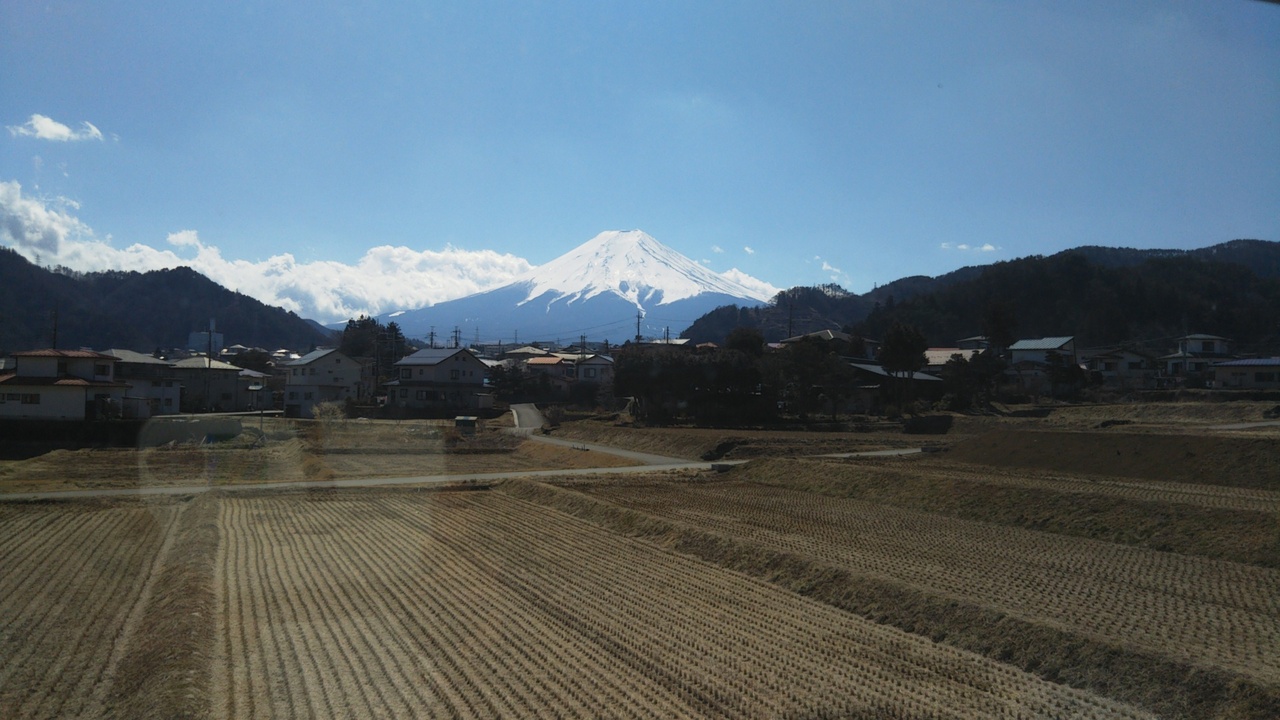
454,415,480,435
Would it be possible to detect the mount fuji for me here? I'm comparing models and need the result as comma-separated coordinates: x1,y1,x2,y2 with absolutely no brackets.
377,230,778,344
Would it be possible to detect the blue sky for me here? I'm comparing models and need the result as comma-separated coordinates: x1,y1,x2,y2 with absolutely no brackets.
2,1,1277,323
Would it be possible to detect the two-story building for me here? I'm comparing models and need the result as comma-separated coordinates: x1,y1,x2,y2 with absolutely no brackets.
283,348,364,418
1161,334,1232,379
386,348,492,411
574,354,614,385
172,356,253,412
0,349,127,420
106,348,182,418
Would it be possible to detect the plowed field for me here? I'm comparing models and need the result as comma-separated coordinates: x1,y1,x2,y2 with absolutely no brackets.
212,491,1146,719
579,479,1280,686
0,501,179,718
0,489,1155,720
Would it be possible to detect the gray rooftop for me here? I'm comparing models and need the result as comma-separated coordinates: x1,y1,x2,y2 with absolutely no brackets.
395,348,477,366
106,348,174,365
290,348,339,366
1009,336,1074,351
1213,357,1280,368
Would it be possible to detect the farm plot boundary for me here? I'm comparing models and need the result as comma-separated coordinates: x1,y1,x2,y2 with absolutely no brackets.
498,478,1280,720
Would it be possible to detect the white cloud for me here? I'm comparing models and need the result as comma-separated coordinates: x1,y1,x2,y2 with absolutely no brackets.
0,180,533,323
7,114,104,142
0,180,94,254
720,268,780,300
743,246,755,255
810,254,850,285
711,245,724,254
941,241,1000,253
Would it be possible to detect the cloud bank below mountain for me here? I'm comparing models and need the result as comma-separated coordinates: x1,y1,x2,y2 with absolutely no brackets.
0,180,779,324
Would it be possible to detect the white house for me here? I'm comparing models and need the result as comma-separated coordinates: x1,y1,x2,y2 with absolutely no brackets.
1161,334,1233,378
283,348,364,418
0,349,127,420
386,348,492,411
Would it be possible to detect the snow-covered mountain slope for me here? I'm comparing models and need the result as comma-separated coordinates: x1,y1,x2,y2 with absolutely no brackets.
514,230,775,309
376,230,778,344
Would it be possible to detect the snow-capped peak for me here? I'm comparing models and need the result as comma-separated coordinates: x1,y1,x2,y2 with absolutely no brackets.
514,230,777,309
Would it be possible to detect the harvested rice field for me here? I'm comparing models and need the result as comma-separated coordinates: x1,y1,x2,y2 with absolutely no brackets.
1,418,1277,718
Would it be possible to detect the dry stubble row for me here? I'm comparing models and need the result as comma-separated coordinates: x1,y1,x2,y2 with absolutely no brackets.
927,462,1280,514
214,491,1150,719
586,480,1280,684
0,503,177,718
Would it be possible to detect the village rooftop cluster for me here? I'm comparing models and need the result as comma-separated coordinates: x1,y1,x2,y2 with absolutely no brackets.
2,318,1278,424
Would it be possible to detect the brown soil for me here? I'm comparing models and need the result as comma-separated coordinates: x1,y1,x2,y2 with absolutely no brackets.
945,429,1280,489
549,418,928,460
0,433,634,494
733,457,1280,568
512,478,1280,719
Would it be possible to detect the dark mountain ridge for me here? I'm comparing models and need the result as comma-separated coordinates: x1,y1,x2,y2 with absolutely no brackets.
0,248,333,353
683,239,1280,353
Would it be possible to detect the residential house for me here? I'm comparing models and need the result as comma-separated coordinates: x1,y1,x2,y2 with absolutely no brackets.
0,349,127,420
1212,358,1280,390
781,329,879,360
574,354,614,385
1083,348,1158,389
172,356,255,412
1161,334,1233,379
386,348,492,411
283,348,365,418
923,348,982,374
523,356,573,396
1008,337,1077,366
106,349,182,417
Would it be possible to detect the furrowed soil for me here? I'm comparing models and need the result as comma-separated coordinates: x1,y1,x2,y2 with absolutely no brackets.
945,429,1280,488
209,489,1145,719
1,402,1276,719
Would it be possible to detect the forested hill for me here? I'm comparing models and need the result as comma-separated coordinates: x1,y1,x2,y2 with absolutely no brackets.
682,239,1280,353
0,249,334,353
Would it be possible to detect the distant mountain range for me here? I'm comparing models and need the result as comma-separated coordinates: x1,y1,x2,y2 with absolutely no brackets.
0,248,334,353
369,230,778,344
683,239,1280,354
7,235,1277,357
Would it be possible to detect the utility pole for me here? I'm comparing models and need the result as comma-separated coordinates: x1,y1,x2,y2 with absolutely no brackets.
205,317,215,413
50,308,58,349
428,327,436,349
452,326,461,349
635,311,642,344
